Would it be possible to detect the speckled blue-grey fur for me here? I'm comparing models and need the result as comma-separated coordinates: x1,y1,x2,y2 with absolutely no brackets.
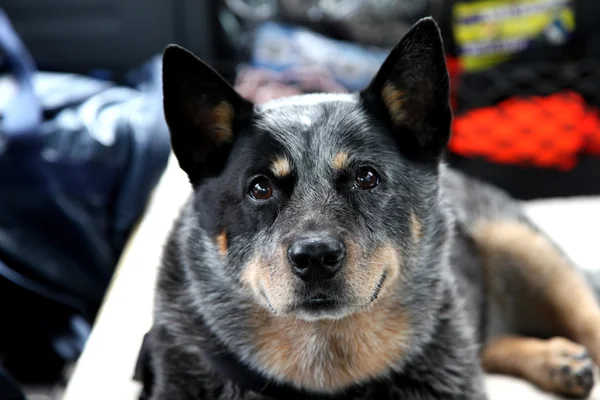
145,17,572,400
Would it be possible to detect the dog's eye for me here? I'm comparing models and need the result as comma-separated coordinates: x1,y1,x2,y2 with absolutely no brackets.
355,167,380,190
248,176,273,200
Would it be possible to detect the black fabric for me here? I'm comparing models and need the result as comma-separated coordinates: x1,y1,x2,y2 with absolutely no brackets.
0,366,26,400
0,7,171,386
448,154,600,200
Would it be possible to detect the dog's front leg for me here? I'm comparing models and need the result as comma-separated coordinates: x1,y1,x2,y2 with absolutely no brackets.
149,354,206,400
147,324,209,400
473,220,600,364
150,378,199,400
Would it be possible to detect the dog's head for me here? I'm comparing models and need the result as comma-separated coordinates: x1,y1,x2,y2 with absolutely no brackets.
162,18,451,322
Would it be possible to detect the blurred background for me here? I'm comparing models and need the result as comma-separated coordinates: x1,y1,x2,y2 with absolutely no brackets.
0,0,599,399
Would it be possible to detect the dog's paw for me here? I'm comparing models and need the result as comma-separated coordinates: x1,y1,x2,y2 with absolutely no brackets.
545,338,595,398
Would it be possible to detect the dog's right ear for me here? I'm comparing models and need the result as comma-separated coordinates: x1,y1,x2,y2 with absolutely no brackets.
360,18,451,162
162,45,253,182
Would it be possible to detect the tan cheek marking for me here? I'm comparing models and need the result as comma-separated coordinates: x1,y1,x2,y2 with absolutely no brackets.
242,250,294,312
382,83,407,125
258,245,297,311
344,243,401,302
270,157,292,178
410,212,422,244
241,255,264,292
366,244,402,299
332,151,349,171
341,241,367,297
250,244,409,392
216,231,228,256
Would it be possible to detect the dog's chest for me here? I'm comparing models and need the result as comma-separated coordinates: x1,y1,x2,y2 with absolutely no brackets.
248,300,412,393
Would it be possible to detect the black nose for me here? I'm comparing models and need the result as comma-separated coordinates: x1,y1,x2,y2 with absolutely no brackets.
288,234,345,281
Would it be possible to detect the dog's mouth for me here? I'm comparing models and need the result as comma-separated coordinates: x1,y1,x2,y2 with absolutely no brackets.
301,296,339,311
293,294,346,320
256,266,391,320
293,272,388,319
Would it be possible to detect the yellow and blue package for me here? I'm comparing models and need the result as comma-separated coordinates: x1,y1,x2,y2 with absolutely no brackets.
452,0,575,71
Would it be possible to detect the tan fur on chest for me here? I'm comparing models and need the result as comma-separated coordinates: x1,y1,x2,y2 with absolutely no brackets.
249,298,411,392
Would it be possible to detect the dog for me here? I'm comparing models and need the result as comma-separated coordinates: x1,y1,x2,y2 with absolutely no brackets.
147,17,600,400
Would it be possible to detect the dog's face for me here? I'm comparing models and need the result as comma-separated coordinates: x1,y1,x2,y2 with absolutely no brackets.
162,18,451,322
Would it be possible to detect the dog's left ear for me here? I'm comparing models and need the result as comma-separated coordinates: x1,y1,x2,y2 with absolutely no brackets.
361,17,451,161
162,45,254,182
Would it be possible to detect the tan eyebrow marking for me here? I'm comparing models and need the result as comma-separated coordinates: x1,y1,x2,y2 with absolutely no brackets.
332,151,350,171
270,157,292,178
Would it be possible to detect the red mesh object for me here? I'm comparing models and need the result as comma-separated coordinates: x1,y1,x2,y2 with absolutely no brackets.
450,91,600,171
446,56,462,111
585,113,600,156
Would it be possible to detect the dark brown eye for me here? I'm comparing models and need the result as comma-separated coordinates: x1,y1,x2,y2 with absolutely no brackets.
355,167,380,190
249,176,273,200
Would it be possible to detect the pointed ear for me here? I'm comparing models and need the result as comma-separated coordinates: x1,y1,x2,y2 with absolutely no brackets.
361,17,451,161
162,45,254,181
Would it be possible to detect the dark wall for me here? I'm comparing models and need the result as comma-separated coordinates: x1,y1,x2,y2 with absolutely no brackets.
0,0,215,77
